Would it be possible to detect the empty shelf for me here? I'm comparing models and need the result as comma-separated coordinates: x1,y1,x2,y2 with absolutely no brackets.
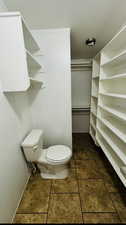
93,75,99,79
30,77,43,85
100,92,126,99
92,95,98,98
22,17,40,54
101,50,126,67
91,121,96,131
96,134,126,186
91,110,97,117
97,126,126,165
90,129,96,143
100,73,126,81
26,50,41,71
98,116,126,144
98,104,126,122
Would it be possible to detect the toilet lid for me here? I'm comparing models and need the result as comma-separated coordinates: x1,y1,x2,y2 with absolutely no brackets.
46,145,71,162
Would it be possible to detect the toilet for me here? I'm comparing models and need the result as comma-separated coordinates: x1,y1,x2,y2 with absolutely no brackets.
21,129,72,179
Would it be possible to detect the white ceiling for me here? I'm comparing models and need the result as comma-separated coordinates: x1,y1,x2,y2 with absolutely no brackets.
4,0,126,58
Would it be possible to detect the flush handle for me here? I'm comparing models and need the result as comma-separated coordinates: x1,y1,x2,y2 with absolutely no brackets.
33,145,38,152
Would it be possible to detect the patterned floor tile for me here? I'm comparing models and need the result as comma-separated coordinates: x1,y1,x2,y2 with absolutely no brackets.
76,160,101,179
83,213,120,224
79,179,116,212
13,133,126,224
14,214,47,224
110,193,126,223
51,169,78,193
47,194,83,223
17,175,51,213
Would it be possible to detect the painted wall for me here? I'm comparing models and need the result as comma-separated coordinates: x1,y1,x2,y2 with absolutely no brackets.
0,1,31,222
72,111,90,133
72,69,91,108
29,29,72,148
0,0,7,11
72,68,92,133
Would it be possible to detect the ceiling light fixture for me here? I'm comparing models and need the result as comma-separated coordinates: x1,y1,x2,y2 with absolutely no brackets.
85,38,96,47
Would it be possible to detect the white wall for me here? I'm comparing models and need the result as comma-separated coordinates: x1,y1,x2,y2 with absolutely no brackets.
72,68,92,133
0,0,7,11
72,111,90,133
29,29,72,148
72,69,91,108
0,1,31,222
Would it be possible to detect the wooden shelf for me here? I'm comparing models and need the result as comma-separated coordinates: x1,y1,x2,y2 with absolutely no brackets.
92,95,98,98
93,75,99,79
91,110,97,117
101,50,126,67
98,104,126,122
26,50,41,72
90,128,96,143
100,73,126,81
22,17,40,54
96,133,126,187
90,120,96,131
100,92,126,99
98,116,126,144
95,24,126,187
101,25,126,65
97,126,126,165
90,53,100,146
0,12,40,54
30,77,43,86
0,12,42,92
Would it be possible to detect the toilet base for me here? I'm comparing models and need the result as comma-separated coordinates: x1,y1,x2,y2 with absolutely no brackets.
38,163,69,179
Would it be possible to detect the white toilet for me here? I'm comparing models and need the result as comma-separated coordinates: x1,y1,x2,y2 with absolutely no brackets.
21,129,72,179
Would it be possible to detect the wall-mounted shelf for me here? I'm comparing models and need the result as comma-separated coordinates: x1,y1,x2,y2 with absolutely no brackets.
0,12,43,92
97,125,126,165
99,92,126,99
91,110,97,117
96,131,126,187
22,17,40,54
30,77,43,85
100,73,126,81
26,50,41,72
98,104,126,122
97,116,126,144
92,23,126,187
93,76,99,79
92,95,98,98
101,50,126,67
89,53,100,144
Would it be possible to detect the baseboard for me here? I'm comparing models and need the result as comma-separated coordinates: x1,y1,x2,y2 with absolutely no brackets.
11,173,31,223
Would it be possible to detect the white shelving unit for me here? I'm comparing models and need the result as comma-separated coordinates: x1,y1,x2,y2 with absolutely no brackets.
0,12,43,92
95,24,126,187
90,53,100,144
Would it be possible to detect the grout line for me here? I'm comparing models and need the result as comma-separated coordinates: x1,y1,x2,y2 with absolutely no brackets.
46,180,53,224
16,212,48,215
107,190,122,223
75,166,84,223
76,178,104,180
82,212,122,214
51,192,79,194
101,178,122,223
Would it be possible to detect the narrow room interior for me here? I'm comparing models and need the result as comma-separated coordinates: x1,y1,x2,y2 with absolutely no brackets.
1,0,126,224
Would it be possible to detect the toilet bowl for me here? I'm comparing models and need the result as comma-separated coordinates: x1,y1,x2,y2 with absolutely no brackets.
21,129,72,179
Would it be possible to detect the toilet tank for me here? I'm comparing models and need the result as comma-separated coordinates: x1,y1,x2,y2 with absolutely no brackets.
21,129,43,162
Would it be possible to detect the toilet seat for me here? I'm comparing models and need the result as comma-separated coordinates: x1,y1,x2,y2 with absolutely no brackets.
46,145,72,164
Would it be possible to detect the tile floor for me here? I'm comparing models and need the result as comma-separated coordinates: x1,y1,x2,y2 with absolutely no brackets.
14,133,126,224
